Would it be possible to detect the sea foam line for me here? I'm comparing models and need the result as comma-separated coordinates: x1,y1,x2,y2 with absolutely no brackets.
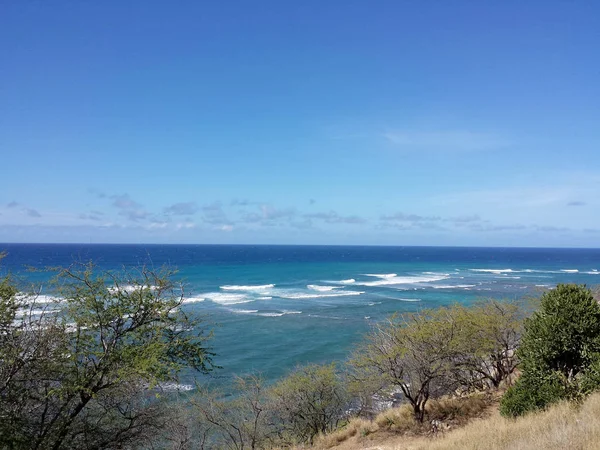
431,284,477,289
364,273,398,279
220,284,275,291
200,292,254,305
307,285,342,292
182,296,206,304
353,274,449,287
276,291,364,299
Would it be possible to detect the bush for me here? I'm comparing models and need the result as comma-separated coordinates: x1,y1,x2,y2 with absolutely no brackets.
500,372,567,418
427,393,489,423
499,284,600,417
270,363,350,445
0,263,215,449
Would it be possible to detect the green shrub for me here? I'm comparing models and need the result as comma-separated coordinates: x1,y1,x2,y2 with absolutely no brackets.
500,372,566,417
500,284,600,417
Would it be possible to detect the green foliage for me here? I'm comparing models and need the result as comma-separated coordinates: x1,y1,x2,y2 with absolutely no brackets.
577,356,600,396
349,300,521,422
500,372,567,417
0,262,215,450
270,363,350,445
449,301,522,389
192,375,273,450
518,284,600,378
500,284,600,417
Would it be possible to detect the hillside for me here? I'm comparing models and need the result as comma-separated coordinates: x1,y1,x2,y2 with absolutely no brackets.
310,392,600,450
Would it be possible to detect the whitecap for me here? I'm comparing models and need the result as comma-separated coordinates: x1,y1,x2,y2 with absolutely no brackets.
396,298,422,302
108,284,157,294
201,293,253,305
470,269,515,274
367,301,382,306
14,308,57,318
364,273,397,279
354,274,449,287
584,270,599,275
307,285,342,292
561,269,579,273
220,284,274,291
255,312,284,317
431,284,477,289
16,293,63,304
334,279,355,284
258,296,273,300
228,309,259,314
181,296,206,304
277,291,364,299
158,382,194,392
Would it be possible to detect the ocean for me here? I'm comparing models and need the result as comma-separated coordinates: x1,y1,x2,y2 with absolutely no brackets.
2,244,600,387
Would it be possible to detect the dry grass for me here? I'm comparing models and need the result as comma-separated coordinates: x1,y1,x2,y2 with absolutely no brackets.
313,418,377,449
404,392,600,450
308,393,495,449
309,392,600,450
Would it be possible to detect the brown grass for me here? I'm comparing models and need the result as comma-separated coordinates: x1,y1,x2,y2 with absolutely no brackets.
309,393,494,449
309,392,600,450
404,392,600,450
313,418,377,449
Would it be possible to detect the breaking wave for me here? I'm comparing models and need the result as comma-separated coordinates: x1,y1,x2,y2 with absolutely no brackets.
220,284,275,291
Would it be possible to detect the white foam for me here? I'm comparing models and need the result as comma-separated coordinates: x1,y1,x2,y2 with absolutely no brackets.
16,293,62,304
495,276,521,279
307,285,342,292
277,290,364,299
258,296,273,300
201,293,253,305
431,284,477,289
367,301,382,306
181,296,206,304
396,298,422,302
337,279,355,284
159,382,194,392
354,274,449,287
220,284,275,291
561,269,579,273
229,309,259,314
364,273,397,279
14,308,57,318
470,269,515,274
228,308,299,316
584,270,599,275
108,284,157,294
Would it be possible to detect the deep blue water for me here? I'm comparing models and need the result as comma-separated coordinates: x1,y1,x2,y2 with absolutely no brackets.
2,244,600,387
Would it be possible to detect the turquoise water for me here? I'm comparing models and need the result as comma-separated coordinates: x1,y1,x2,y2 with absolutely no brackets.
2,244,600,387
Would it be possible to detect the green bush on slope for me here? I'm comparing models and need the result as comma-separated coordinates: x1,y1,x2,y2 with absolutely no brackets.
501,284,600,417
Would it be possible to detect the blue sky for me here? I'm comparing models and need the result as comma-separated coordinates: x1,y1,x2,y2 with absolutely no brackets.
1,1,599,246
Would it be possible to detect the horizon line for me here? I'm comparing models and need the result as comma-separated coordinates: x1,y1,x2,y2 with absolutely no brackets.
1,242,599,250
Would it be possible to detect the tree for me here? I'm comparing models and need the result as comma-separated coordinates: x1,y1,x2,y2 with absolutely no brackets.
269,363,349,445
450,301,522,389
192,375,272,450
500,284,600,417
0,262,215,449
349,309,460,422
